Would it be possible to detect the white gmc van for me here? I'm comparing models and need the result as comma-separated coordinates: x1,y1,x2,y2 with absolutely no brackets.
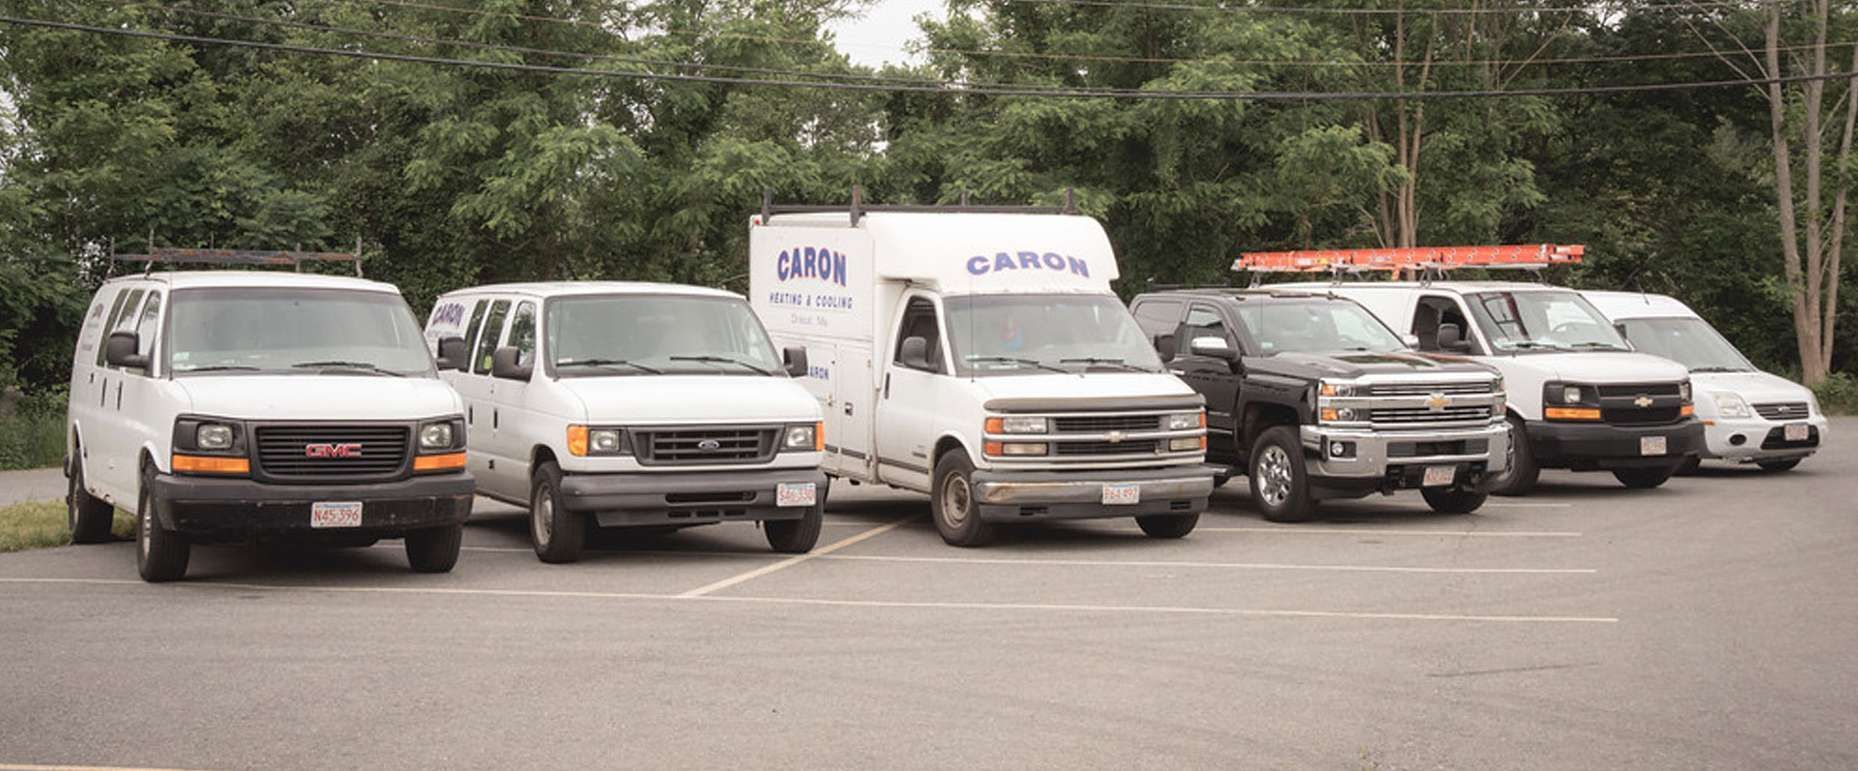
749,197,1217,546
1296,281,1703,493
424,282,828,562
1584,290,1828,470
66,263,473,582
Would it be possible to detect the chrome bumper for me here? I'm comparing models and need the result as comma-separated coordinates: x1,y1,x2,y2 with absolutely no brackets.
1299,423,1509,479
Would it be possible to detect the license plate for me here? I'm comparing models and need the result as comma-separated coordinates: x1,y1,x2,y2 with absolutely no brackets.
1102,483,1141,505
775,482,817,508
1784,423,1810,442
310,501,363,529
1640,436,1667,456
1422,465,1457,487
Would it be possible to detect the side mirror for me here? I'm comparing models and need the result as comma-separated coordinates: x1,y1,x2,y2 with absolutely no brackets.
783,346,809,377
1438,323,1470,353
104,330,148,370
1152,334,1177,363
436,336,469,371
490,346,533,381
900,336,933,372
1401,333,1421,349
1189,336,1240,363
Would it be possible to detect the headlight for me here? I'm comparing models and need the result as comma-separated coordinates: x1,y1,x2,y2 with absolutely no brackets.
1169,436,1204,452
781,423,821,452
1807,391,1822,416
1562,385,1584,404
1319,407,1362,423
418,422,455,450
1167,412,1204,431
1319,380,1356,397
999,442,1047,456
1679,381,1693,402
567,425,627,457
196,423,234,450
590,429,623,454
1491,376,1505,394
1546,382,1593,405
1712,391,1751,419
985,416,1048,434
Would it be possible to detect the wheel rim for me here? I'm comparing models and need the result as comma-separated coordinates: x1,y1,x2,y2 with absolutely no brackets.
1256,445,1293,507
138,489,151,560
67,467,79,531
940,472,971,528
531,486,553,547
1500,421,1520,481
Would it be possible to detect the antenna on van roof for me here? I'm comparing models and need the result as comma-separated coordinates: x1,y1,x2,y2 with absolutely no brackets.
111,244,366,277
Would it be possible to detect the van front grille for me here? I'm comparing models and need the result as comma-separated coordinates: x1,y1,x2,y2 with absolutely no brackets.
1052,415,1162,433
634,427,776,466
1053,439,1161,456
254,425,410,481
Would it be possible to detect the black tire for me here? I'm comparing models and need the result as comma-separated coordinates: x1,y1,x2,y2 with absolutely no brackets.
765,479,828,554
1249,426,1316,523
1136,513,1199,538
404,524,463,573
1421,486,1488,514
931,450,994,547
1612,464,1678,489
67,453,115,544
1675,455,1702,476
1489,416,1540,497
135,465,189,583
1756,457,1802,472
529,461,585,564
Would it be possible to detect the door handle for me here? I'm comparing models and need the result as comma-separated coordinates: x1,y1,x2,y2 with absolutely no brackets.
468,406,474,424
883,373,891,399
844,403,854,416
493,409,499,429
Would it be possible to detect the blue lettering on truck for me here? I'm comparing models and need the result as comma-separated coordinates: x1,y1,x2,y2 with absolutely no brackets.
965,251,1089,278
776,246,849,287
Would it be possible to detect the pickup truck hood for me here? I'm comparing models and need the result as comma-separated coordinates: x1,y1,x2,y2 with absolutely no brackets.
1500,352,1691,384
1248,351,1495,381
973,372,1204,412
555,375,822,424
175,375,464,420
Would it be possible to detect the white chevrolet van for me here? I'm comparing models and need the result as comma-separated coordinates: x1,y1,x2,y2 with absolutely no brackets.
424,282,827,562
1584,291,1828,471
1291,281,1703,493
749,194,1216,546
66,257,473,582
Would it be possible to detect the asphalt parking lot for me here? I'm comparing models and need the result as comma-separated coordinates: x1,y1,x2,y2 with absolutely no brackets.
3,420,1855,770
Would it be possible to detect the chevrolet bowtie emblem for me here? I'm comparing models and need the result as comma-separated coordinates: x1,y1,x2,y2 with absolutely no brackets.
1106,431,1125,443
1426,392,1449,411
1633,395,1654,408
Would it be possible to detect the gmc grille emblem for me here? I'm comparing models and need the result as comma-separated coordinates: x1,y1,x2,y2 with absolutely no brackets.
696,439,722,451
305,442,363,458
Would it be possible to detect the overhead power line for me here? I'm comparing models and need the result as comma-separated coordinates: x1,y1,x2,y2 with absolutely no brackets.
4,14,1855,103
999,0,1748,16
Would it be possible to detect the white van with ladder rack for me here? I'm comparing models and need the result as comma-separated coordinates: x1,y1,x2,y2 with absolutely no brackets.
1253,245,1703,494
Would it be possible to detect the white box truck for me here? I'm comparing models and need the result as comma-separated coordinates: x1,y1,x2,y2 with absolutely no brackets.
749,194,1217,546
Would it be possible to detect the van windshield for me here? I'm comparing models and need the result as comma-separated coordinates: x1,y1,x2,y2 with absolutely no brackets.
944,294,1163,376
168,288,435,377
1615,317,1754,372
546,295,782,377
1465,290,1630,353
1236,300,1406,355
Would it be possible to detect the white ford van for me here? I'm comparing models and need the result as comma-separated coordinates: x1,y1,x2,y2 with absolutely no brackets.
424,282,828,562
1296,280,1703,493
65,254,473,582
749,195,1217,547
1584,291,1828,470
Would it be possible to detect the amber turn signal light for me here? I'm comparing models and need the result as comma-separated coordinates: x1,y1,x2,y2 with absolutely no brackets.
414,452,467,472
171,453,250,475
1543,406,1603,421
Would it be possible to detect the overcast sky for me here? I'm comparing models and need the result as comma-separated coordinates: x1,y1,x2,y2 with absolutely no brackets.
825,0,946,68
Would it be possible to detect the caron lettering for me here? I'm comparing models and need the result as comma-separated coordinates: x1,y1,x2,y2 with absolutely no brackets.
776,246,849,287
965,251,1090,278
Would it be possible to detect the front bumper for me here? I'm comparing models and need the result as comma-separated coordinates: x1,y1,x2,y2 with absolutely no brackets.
969,465,1218,522
150,472,475,541
558,468,829,527
1526,418,1705,470
1701,416,1829,462
1298,423,1509,498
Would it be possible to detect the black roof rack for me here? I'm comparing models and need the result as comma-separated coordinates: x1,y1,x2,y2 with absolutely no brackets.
109,242,365,278
760,184,1079,225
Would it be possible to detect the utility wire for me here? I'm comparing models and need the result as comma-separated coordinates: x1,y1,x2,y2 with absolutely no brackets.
998,0,1748,16
4,14,1854,102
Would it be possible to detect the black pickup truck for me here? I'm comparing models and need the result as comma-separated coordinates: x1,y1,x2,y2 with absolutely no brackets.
1130,288,1510,521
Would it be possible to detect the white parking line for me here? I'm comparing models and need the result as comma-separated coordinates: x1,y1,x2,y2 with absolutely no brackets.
676,517,916,597
0,765,200,771
1180,527,1583,538
1480,502,1575,508
0,577,1620,624
808,553,1595,574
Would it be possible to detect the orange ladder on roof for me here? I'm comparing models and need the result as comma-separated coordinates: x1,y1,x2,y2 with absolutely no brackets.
1233,244,1584,278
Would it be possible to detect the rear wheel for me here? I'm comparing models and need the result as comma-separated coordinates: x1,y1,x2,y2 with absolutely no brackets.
931,451,993,547
1136,513,1199,538
1249,426,1316,523
1488,416,1539,497
67,453,115,544
1612,464,1678,489
529,462,585,564
1756,457,1802,472
765,479,827,554
135,465,189,583
404,525,463,573
1421,486,1487,514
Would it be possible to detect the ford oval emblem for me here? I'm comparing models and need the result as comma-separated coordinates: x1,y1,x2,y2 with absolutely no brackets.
697,439,722,451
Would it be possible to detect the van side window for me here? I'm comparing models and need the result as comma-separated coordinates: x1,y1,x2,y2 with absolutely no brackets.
894,298,943,373
474,300,511,375
1132,299,1183,338
1411,295,1474,353
103,289,147,370
507,301,537,368
93,288,134,366
462,299,490,365
132,291,162,374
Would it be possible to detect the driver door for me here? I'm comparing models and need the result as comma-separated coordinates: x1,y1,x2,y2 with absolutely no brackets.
1177,303,1241,434
874,293,947,492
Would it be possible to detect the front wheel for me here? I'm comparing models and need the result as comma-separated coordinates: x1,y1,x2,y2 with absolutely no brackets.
1488,416,1539,497
1136,513,1199,538
931,451,994,547
67,455,115,544
765,479,827,554
1421,486,1487,514
405,525,463,573
1612,464,1678,489
1756,457,1802,472
135,466,189,583
1249,426,1316,523
529,462,586,564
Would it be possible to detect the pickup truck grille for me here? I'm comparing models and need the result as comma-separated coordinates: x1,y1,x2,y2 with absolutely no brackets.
1054,439,1161,456
1368,382,1494,396
1370,406,1493,424
1053,415,1161,433
1754,402,1810,421
634,427,776,466
255,425,410,481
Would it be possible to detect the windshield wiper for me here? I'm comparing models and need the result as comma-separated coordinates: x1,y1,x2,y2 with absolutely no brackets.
1567,342,1628,351
1501,341,1567,351
558,358,662,374
1059,356,1152,373
290,360,405,377
669,355,773,376
1690,366,1750,373
966,355,1070,375
176,365,263,373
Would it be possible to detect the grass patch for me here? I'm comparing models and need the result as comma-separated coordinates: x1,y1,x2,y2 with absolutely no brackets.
0,403,66,471
1813,373,1858,416
0,499,134,553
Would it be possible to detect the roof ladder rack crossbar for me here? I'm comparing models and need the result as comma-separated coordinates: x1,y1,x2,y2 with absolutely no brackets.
758,184,1081,225
1232,244,1584,280
110,243,367,277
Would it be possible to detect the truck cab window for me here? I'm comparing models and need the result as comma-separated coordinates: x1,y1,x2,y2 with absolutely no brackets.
474,300,511,375
1132,299,1183,337
1182,305,1232,350
507,301,537,368
894,298,943,373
